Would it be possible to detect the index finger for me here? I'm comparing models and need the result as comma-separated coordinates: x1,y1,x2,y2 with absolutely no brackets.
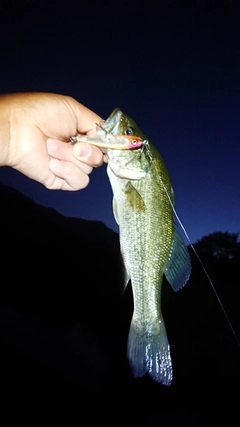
66,96,102,137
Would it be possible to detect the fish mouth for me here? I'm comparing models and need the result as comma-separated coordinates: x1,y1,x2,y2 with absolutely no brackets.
100,108,122,134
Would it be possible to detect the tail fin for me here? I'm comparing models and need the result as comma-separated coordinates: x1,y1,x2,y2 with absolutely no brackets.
127,319,173,386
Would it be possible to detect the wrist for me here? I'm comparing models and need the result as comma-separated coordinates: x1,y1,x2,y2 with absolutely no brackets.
0,95,12,167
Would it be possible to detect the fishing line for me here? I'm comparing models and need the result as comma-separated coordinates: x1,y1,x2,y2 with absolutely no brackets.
143,140,240,349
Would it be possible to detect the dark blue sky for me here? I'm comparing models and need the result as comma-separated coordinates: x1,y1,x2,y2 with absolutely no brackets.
0,0,239,243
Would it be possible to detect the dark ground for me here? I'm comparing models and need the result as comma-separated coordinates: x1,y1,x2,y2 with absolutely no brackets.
0,183,239,425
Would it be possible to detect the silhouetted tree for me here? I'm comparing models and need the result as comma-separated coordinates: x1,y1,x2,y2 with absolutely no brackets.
189,232,240,333
193,231,240,260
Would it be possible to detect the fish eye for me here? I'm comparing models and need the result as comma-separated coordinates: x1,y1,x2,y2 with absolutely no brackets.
125,127,133,135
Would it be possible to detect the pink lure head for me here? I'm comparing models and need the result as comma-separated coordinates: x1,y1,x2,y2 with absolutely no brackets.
113,135,143,149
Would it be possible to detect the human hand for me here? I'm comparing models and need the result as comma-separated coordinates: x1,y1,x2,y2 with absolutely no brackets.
0,92,105,190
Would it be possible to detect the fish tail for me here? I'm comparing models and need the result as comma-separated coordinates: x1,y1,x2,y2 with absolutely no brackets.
127,318,173,386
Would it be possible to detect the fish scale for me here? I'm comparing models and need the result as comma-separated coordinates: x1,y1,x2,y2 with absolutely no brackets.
102,108,191,385
118,174,174,375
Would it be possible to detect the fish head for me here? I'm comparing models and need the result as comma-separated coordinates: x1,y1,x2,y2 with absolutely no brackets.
99,108,152,180
98,108,145,139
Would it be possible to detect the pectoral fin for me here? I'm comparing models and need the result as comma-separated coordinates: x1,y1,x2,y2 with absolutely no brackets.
164,230,191,291
123,182,146,212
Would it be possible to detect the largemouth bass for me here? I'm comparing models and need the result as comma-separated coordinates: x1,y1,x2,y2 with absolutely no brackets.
72,108,191,385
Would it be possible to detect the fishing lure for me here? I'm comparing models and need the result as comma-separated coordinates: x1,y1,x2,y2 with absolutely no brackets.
70,133,143,150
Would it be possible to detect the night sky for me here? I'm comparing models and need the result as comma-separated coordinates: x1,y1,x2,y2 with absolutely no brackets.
0,0,239,243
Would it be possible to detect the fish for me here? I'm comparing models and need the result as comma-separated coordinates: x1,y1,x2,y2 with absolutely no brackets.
71,108,191,385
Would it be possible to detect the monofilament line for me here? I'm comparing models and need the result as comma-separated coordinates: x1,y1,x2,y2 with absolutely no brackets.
152,152,240,350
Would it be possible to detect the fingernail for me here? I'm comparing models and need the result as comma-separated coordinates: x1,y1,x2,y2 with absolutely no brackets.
75,143,92,158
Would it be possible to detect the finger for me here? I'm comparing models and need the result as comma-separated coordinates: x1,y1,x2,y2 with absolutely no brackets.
72,142,104,167
66,96,102,136
47,139,104,168
44,174,89,191
49,158,92,190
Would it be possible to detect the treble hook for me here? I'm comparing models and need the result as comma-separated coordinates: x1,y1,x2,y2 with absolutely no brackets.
142,139,153,163
96,121,108,134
